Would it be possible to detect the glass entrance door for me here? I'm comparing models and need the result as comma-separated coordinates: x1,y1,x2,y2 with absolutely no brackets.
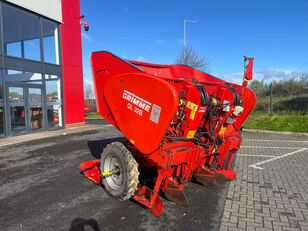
28,87,43,131
8,86,26,134
7,85,44,135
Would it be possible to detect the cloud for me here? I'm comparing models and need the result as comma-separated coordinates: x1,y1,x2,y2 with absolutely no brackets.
136,56,146,62
122,5,129,12
220,72,243,85
220,69,307,84
83,71,93,87
254,69,300,82
82,32,93,43
155,39,165,45
121,1,129,13
26,41,38,48
148,39,166,50
84,78,93,85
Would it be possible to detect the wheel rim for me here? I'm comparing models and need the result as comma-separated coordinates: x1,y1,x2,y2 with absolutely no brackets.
103,153,123,190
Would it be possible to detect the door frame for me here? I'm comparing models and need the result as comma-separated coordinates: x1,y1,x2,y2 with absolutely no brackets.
27,85,44,132
6,83,44,135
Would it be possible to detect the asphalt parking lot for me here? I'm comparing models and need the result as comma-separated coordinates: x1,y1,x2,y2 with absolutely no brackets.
0,125,307,231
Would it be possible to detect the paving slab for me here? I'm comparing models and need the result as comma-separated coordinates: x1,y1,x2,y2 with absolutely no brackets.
220,132,308,231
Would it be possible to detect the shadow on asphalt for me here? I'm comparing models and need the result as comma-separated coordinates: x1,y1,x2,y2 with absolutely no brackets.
87,137,126,159
69,218,100,231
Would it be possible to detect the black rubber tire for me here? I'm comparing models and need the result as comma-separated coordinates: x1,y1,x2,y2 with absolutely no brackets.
100,142,139,201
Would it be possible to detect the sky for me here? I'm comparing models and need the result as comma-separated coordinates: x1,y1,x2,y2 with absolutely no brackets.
80,0,308,85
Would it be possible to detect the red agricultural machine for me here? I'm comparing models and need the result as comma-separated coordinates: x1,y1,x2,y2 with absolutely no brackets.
80,52,256,217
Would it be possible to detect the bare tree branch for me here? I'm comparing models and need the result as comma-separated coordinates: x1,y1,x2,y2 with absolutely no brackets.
84,83,94,99
175,45,209,71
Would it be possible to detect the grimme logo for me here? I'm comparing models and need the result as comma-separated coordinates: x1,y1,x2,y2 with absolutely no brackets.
122,89,151,113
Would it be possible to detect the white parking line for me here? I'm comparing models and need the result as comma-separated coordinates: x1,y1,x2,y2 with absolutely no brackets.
245,139,308,143
242,146,301,149
238,154,276,157
249,148,308,170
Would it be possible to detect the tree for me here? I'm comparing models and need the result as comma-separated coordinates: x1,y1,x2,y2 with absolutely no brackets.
84,83,94,99
175,45,209,71
249,80,267,97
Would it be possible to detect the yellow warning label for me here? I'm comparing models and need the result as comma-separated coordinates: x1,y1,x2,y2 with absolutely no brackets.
186,101,198,112
186,130,196,138
190,110,196,120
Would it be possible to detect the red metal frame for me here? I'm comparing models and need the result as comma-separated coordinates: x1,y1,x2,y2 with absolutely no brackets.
80,51,256,217
61,0,85,125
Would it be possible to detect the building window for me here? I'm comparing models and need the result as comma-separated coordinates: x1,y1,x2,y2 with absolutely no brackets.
0,2,63,136
6,42,22,58
5,69,42,84
43,19,60,64
3,3,41,61
45,75,62,128
24,38,40,61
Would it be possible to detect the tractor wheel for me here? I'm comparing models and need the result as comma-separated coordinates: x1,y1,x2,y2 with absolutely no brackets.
100,142,139,201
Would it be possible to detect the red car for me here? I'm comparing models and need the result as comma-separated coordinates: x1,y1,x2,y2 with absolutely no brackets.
84,105,93,113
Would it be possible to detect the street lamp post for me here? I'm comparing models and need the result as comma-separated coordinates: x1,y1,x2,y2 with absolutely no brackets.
183,19,200,61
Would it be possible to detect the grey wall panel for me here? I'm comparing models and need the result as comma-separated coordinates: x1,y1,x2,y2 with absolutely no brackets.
44,63,62,76
6,0,62,22
4,56,43,73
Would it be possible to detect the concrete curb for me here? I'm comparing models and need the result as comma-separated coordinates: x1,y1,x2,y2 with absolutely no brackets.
0,124,112,148
243,128,308,136
85,118,103,120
